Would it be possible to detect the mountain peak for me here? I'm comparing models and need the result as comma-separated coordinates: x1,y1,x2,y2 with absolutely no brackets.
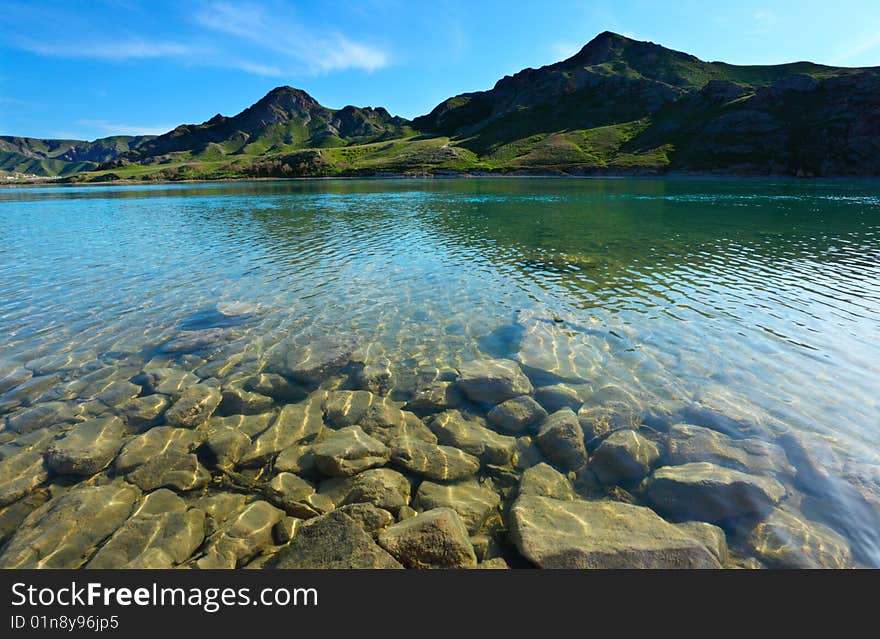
256,85,319,108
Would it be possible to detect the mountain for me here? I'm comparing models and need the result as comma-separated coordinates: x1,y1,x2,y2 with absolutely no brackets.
8,32,880,181
411,31,880,173
0,135,154,176
125,86,411,162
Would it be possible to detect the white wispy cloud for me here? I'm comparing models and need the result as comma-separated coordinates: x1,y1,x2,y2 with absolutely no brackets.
78,119,174,136
830,32,880,65
194,1,390,74
2,0,390,77
753,9,778,33
13,38,205,60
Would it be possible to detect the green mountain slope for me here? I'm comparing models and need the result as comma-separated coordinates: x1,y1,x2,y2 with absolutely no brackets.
0,135,154,176
113,86,412,163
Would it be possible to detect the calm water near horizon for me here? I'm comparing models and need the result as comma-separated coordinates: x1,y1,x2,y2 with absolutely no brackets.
1,178,878,568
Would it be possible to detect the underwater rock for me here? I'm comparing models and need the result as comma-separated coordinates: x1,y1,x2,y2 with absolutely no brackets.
389,435,480,481
646,462,786,522
577,401,643,442
590,429,660,485
665,423,794,477
273,517,300,545
533,384,589,413
114,426,200,474
0,448,48,507
136,367,201,396
337,503,395,537
118,394,170,430
406,381,464,413
274,444,317,476
0,482,140,568
164,384,221,428
199,423,252,467
514,310,601,384
312,426,390,477
535,408,588,471
675,521,729,565
322,390,432,445
126,451,211,492
218,386,274,415
329,467,412,515
456,359,533,405
0,363,32,394
267,337,355,385
45,416,127,476
269,472,316,504
427,410,518,465
414,477,500,534
509,495,720,569
353,358,396,396
378,508,477,569
242,373,307,402
161,328,238,354
518,462,575,501
747,508,852,569
265,510,402,569
87,489,205,569
486,395,548,434
5,401,82,434
197,500,285,569
241,397,325,466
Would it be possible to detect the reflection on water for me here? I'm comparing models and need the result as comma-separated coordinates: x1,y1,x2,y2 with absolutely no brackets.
0,178,878,569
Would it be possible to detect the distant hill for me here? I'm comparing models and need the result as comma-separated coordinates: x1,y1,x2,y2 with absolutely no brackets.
8,32,880,181
0,135,154,176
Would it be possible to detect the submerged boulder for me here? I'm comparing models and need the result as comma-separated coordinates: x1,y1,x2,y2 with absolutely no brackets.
535,408,588,471
0,448,49,507
456,359,533,404
747,508,852,569
427,410,518,465
414,477,500,534
5,401,82,434
311,426,390,477
590,429,660,485
0,482,141,568
486,395,548,434
518,462,575,501
331,467,412,515
509,495,720,569
197,500,285,569
88,489,205,569
265,510,402,569
241,396,324,466
164,384,222,428
267,337,354,385
322,390,433,444
126,451,211,492
45,416,126,476
664,423,794,477
389,435,480,481
378,508,477,569
114,426,200,473
646,462,786,522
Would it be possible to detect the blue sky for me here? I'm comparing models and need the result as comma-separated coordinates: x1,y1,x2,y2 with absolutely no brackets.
2,0,880,140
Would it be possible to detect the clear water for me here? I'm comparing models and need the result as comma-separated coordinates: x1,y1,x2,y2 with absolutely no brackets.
1,178,879,567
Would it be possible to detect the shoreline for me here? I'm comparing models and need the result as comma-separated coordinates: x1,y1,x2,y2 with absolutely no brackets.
5,171,880,189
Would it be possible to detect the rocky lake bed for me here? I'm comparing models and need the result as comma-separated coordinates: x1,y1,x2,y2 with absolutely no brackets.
1,178,878,570
0,314,874,570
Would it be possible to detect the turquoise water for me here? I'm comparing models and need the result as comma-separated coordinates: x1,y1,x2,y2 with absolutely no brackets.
1,178,878,567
